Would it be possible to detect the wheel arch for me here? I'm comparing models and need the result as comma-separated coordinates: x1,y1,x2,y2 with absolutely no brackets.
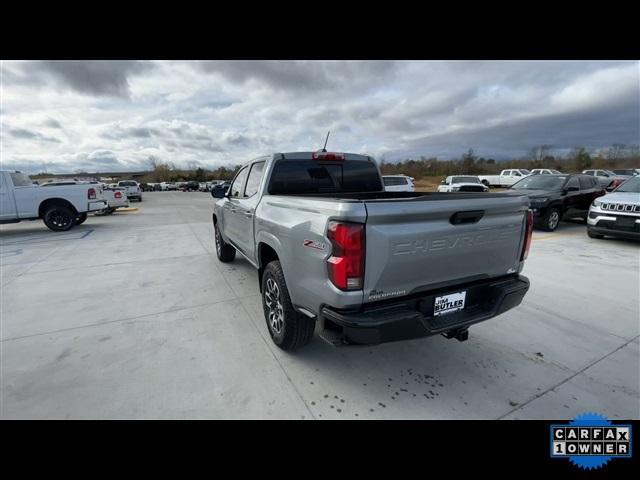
38,198,78,218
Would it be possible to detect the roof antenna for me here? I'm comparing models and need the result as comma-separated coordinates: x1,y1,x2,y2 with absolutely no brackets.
321,131,330,152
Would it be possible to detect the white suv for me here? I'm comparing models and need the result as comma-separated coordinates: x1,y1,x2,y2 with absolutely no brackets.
587,176,640,240
382,175,415,192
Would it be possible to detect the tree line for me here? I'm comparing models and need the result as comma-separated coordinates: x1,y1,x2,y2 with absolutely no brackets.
141,145,639,183
379,145,639,178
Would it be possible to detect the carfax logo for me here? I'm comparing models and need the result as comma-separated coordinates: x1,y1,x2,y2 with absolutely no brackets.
550,412,632,470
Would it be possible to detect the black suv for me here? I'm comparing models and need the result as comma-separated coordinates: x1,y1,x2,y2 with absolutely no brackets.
509,174,605,231
180,181,200,192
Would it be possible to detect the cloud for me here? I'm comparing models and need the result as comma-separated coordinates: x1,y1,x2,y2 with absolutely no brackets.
1,60,638,173
6,61,154,98
7,127,61,143
43,117,63,129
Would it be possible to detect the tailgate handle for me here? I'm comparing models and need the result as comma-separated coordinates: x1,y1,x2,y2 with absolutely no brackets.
450,210,484,225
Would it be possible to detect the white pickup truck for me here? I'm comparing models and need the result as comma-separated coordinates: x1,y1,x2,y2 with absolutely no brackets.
477,169,531,187
0,171,107,231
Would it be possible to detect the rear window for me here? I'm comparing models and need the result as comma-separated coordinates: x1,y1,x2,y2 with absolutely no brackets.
452,176,480,184
579,176,595,190
268,160,383,195
382,176,408,186
119,181,137,186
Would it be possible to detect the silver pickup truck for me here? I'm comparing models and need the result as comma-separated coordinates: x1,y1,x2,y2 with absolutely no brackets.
212,152,533,351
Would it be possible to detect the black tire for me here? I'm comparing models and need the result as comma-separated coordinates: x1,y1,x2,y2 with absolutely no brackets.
541,207,561,232
214,223,236,262
75,213,88,225
481,179,490,187
261,261,315,351
588,228,605,239
43,205,76,231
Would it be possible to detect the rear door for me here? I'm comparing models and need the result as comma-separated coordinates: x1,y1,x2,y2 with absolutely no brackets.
362,194,528,301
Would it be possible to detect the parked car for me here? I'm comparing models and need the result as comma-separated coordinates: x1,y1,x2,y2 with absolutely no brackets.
610,169,639,177
437,175,488,192
117,180,142,201
382,175,415,192
477,169,531,187
0,171,107,231
530,169,563,175
211,181,231,195
211,151,532,351
180,181,200,192
587,176,640,240
508,173,605,231
582,170,629,191
96,186,130,215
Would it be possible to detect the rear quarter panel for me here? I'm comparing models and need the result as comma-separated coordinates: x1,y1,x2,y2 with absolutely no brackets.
256,195,368,314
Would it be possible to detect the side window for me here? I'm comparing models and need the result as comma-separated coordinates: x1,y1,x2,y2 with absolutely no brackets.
584,170,593,176
503,170,511,176
230,167,249,198
9,172,33,187
579,176,592,190
566,177,580,190
244,162,265,198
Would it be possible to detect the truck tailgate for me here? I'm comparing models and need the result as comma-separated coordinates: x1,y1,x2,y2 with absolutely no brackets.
362,194,529,303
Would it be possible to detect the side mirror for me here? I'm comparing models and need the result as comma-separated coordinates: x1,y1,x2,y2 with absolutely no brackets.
211,187,225,199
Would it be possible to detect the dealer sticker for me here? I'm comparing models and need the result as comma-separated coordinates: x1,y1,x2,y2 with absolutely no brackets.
434,291,466,316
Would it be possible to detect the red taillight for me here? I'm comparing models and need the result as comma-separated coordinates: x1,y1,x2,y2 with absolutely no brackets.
327,221,365,290
114,191,122,199
88,187,96,200
312,152,345,161
521,210,534,261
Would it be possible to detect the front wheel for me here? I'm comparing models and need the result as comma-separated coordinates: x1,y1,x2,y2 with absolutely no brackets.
261,261,315,351
214,223,236,262
43,205,76,231
541,207,561,232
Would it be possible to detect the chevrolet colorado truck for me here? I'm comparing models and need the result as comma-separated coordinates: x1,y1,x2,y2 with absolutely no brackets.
212,152,533,351
0,171,107,231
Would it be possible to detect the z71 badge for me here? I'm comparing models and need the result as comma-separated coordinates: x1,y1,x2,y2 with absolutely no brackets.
303,239,325,250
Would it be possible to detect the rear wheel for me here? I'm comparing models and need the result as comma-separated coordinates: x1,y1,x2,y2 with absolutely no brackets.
75,213,88,225
481,179,490,187
43,205,76,231
214,223,236,262
541,207,561,232
261,261,315,351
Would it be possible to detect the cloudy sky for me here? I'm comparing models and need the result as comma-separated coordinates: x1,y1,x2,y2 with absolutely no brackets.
1,60,638,173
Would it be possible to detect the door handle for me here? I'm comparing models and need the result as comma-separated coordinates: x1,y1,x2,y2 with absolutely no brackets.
243,211,253,218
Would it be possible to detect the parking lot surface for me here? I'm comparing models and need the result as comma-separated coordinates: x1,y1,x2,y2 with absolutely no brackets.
1,192,638,419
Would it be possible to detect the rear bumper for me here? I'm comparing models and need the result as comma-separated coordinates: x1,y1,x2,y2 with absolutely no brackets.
88,201,108,212
321,275,529,345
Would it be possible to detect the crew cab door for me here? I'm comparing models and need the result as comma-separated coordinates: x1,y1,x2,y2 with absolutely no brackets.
229,161,266,260
0,173,18,220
